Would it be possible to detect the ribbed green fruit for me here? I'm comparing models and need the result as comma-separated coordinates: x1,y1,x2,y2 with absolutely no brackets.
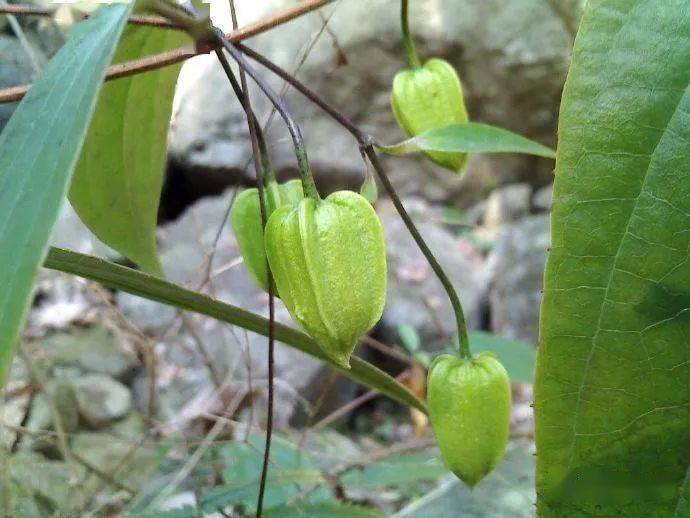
230,179,304,292
427,352,511,487
264,191,387,369
391,58,469,173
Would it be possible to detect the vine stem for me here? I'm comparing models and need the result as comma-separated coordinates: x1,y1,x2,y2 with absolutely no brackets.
222,3,275,510
236,44,472,359
401,0,421,69
364,149,470,358
217,37,320,201
213,30,276,516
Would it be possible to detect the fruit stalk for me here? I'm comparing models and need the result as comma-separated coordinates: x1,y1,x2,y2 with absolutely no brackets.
401,0,421,68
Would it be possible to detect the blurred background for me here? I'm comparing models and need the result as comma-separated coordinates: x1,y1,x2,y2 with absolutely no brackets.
1,0,585,515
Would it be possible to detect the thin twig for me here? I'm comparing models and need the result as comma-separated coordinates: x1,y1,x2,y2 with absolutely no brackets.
73,433,149,513
0,0,43,76
71,451,136,495
0,0,334,104
238,45,473,358
217,38,319,200
251,0,342,154
236,43,366,141
17,348,71,461
152,390,246,509
181,314,224,390
197,187,239,291
361,335,414,366
0,390,14,516
312,369,412,436
87,283,160,427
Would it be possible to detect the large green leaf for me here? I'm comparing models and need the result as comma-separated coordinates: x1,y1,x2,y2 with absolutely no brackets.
377,122,556,159
535,1,690,515
69,25,189,277
0,4,132,384
43,247,427,413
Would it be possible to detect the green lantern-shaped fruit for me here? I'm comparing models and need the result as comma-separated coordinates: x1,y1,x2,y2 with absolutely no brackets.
264,191,387,369
427,352,511,487
230,179,304,292
391,58,469,173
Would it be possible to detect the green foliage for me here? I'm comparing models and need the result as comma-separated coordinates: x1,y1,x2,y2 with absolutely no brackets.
535,0,690,514
467,331,536,383
200,434,328,514
69,24,189,277
397,324,432,367
378,122,556,159
264,502,384,517
341,452,447,489
0,4,131,384
151,433,446,516
138,508,198,518
396,443,535,517
397,323,421,353
43,247,426,412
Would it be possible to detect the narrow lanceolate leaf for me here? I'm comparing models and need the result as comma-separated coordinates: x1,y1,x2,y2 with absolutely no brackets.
69,25,189,277
43,247,427,413
377,122,556,159
535,1,690,515
0,4,132,384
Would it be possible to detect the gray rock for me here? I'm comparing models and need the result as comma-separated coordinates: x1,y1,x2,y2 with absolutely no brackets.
29,325,139,381
0,391,31,449
488,215,549,344
170,0,571,201
71,431,158,488
378,199,489,349
21,380,79,455
482,183,533,233
72,374,132,428
9,451,85,512
532,182,553,212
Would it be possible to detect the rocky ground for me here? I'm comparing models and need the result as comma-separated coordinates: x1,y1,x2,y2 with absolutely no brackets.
0,0,586,513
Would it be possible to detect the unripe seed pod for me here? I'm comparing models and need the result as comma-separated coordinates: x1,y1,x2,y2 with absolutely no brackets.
391,58,469,173
264,191,387,369
427,352,511,487
230,179,303,292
